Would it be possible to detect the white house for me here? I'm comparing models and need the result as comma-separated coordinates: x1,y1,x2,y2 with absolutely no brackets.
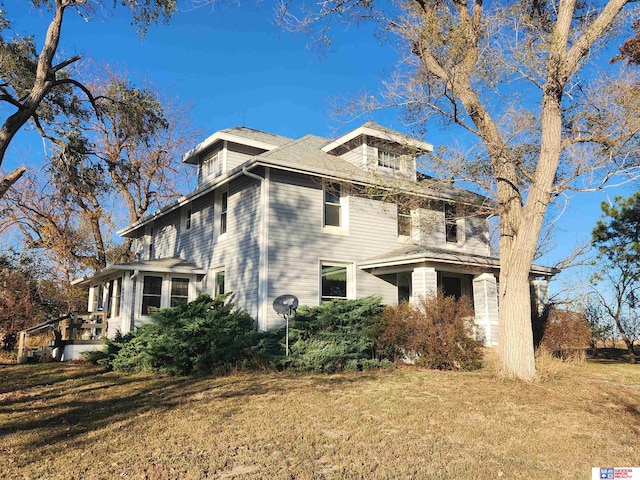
72,122,558,358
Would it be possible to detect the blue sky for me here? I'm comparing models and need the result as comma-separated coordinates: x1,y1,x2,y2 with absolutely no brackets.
3,0,636,294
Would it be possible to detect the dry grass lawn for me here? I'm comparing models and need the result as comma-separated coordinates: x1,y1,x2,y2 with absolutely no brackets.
1,352,639,479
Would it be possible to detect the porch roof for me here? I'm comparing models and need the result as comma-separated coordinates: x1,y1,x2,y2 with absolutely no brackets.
71,257,206,286
358,245,560,279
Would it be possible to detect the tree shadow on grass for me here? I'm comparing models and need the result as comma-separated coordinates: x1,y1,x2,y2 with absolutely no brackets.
0,363,384,467
589,348,639,364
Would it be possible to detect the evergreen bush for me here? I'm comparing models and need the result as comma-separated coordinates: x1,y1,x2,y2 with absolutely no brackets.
286,297,390,372
94,294,259,375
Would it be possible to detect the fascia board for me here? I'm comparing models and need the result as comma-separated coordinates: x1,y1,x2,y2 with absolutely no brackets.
359,255,559,278
182,132,280,164
117,165,253,237
321,126,434,154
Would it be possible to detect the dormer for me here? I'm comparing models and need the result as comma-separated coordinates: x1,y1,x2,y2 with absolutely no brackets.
321,122,433,181
183,127,292,185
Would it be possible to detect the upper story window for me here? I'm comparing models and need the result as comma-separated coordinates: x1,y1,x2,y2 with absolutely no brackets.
324,183,342,227
397,203,412,237
445,203,459,243
378,150,401,170
145,224,154,260
182,205,193,231
203,147,223,179
220,188,228,235
323,182,349,233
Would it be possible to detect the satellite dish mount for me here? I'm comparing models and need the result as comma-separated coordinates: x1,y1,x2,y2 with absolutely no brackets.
272,294,298,356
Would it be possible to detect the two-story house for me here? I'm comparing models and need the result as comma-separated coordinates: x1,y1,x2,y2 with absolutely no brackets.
71,122,557,360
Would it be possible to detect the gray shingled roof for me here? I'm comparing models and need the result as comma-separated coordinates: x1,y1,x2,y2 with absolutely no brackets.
220,126,293,147
120,125,494,237
255,134,491,207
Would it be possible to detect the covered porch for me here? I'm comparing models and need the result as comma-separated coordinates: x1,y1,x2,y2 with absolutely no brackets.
360,245,559,346
72,257,206,342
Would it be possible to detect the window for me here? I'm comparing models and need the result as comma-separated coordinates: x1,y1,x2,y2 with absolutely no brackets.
203,147,223,178
185,208,192,230
378,150,400,170
142,275,162,315
215,271,225,296
324,183,342,227
321,263,349,302
220,188,228,235
170,277,189,307
147,226,154,260
397,203,412,237
445,203,458,243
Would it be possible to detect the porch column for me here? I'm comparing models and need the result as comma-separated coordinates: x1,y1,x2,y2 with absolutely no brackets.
119,273,135,336
411,267,437,304
473,273,498,346
530,279,549,317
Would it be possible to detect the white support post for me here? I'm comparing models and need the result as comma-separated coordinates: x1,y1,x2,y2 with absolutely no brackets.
473,273,499,346
410,267,437,304
530,279,549,317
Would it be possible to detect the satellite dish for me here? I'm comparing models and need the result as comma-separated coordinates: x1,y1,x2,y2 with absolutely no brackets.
273,294,298,316
273,294,298,357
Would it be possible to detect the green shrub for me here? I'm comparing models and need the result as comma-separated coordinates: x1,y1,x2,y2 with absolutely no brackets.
104,294,259,375
286,297,387,372
377,294,483,371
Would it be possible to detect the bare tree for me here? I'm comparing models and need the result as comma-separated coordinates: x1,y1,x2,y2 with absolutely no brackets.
280,0,640,380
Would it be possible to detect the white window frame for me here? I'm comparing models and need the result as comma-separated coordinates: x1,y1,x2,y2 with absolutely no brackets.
319,260,355,303
203,146,224,179
214,186,229,240
182,204,193,232
136,274,197,318
445,203,464,245
209,267,226,297
322,182,349,235
144,224,154,260
397,203,412,238
170,277,190,307
107,277,123,319
377,149,401,170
